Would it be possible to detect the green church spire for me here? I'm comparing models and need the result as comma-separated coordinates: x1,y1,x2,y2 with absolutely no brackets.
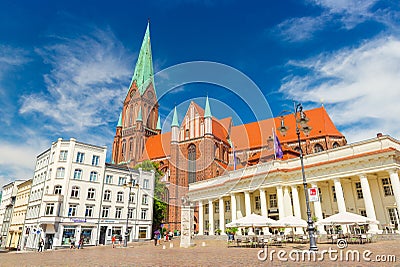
129,21,155,96
204,96,212,118
117,112,122,127
171,107,179,127
156,115,161,130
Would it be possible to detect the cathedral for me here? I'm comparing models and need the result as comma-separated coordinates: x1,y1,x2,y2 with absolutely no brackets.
111,22,347,231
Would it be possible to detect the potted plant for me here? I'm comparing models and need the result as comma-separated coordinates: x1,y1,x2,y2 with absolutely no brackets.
215,229,222,235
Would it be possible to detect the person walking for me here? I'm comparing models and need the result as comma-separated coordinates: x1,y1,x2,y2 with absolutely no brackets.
78,236,84,249
111,235,116,248
118,235,123,247
37,238,44,252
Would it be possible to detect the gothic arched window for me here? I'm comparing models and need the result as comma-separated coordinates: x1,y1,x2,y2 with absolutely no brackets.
188,144,196,184
313,143,324,153
332,142,340,149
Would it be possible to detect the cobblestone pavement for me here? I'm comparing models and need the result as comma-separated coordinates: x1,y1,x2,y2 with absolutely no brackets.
1,239,400,267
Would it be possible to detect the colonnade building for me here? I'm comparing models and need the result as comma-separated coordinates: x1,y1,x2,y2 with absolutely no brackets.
188,135,400,235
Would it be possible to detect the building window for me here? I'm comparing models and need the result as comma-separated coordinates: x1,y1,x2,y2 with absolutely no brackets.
224,200,231,212
382,178,394,196
73,169,82,180
333,142,340,148
101,206,109,218
54,185,62,195
205,220,209,230
315,188,322,203
128,208,134,219
129,193,135,203
59,150,68,161
388,208,399,225
205,204,209,214
188,144,196,184
45,203,55,215
105,175,113,184
118,177,127,186
185,129,189,138
71,186,80,198
115,207,122,219
87,188,95,199
215,203,219,213
85,205,94,217
56,167,65,178
332,186,337,202
117,191,124,202
360,209,367,217
142,194,148,205
313,144,324,153
76,152,85,163
143,179,149,189
92,155,100,166
355,182,363,199
269,194,277,208
141,209,147,220
89,171,98,182
68,204,77,217
103,190,111,201
255,196,261,210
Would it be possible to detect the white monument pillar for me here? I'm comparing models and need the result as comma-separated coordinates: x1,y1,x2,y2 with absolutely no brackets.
259,188,270,234
291,185,304,234
333,178,346,213
277,186,285,219
230,194,237,222
208,200,214,235
198,200,204,235
180,205,195,248
311,183,326,234
389,169,400,218
283,186,293,217
244,191,251,216
359,174,379,233
219,197,225,234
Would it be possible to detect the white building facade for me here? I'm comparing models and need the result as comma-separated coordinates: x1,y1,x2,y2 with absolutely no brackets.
189,135,400,235
0,180,24,248
21,138,155,250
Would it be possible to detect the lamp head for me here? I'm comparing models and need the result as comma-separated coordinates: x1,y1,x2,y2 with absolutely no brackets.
278,116,288,137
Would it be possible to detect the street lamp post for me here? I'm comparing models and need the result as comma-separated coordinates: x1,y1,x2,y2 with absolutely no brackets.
123,174,139,247
278,102,318,251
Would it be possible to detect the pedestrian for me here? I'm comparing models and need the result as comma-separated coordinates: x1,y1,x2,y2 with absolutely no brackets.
118,235,123,247
70,237,76,249
78,236,84,249
153,233,158,246
37,238,44,252
111,235,116,248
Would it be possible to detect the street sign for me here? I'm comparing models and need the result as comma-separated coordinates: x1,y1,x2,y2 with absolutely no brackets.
308,187,319,202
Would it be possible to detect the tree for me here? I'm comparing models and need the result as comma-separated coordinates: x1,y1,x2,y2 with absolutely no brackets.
133,160,167,232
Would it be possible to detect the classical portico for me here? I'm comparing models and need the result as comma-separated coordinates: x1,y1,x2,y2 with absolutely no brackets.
189,135,400,235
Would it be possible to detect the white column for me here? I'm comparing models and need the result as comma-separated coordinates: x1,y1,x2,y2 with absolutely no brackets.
311,183,326,234
333,178,346,213
259,188,270,235
359,174,379,233
230,194,237,222
277,186,285,219
219,197,225,235
291,185,304,234
334,178,348,234
208,200,214,235
389,169,400,218
198,200,204,235
283,186,293,217
244,191,251,216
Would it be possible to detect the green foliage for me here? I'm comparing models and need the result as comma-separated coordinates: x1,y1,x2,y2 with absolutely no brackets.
225,227,238,235
133,160,167,231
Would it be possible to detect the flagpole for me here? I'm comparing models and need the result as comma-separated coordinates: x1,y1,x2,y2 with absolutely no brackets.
272,128,276,160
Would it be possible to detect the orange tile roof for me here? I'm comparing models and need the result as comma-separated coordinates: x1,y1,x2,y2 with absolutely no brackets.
212,119,229,143
141,132,171,160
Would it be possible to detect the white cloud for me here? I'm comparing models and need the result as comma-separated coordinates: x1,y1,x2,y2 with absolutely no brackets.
20,27,132,134
279,35,400,142
274,0,397,42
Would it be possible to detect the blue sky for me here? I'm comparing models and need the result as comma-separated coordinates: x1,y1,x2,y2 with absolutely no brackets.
1,0,400,186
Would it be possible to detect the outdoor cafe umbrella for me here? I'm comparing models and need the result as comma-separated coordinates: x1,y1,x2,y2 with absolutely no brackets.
225,213,278,227
275,216,308,228
316,211,379,225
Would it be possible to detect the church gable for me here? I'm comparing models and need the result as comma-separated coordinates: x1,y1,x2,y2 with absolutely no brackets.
179,101,205,141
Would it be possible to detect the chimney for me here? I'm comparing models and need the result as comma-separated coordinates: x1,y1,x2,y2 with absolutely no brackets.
377,133,383,138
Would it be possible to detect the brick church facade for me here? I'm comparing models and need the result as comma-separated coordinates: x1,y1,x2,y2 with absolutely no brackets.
111,22,347,231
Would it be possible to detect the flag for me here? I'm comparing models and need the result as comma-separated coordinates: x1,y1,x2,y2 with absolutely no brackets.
273,131,283,159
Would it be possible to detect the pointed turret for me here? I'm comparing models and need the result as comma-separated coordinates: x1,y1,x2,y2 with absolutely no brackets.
117,112,122,127
171,107,179,142
204,96,212,118
156,115,161,130
129,21,155,96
